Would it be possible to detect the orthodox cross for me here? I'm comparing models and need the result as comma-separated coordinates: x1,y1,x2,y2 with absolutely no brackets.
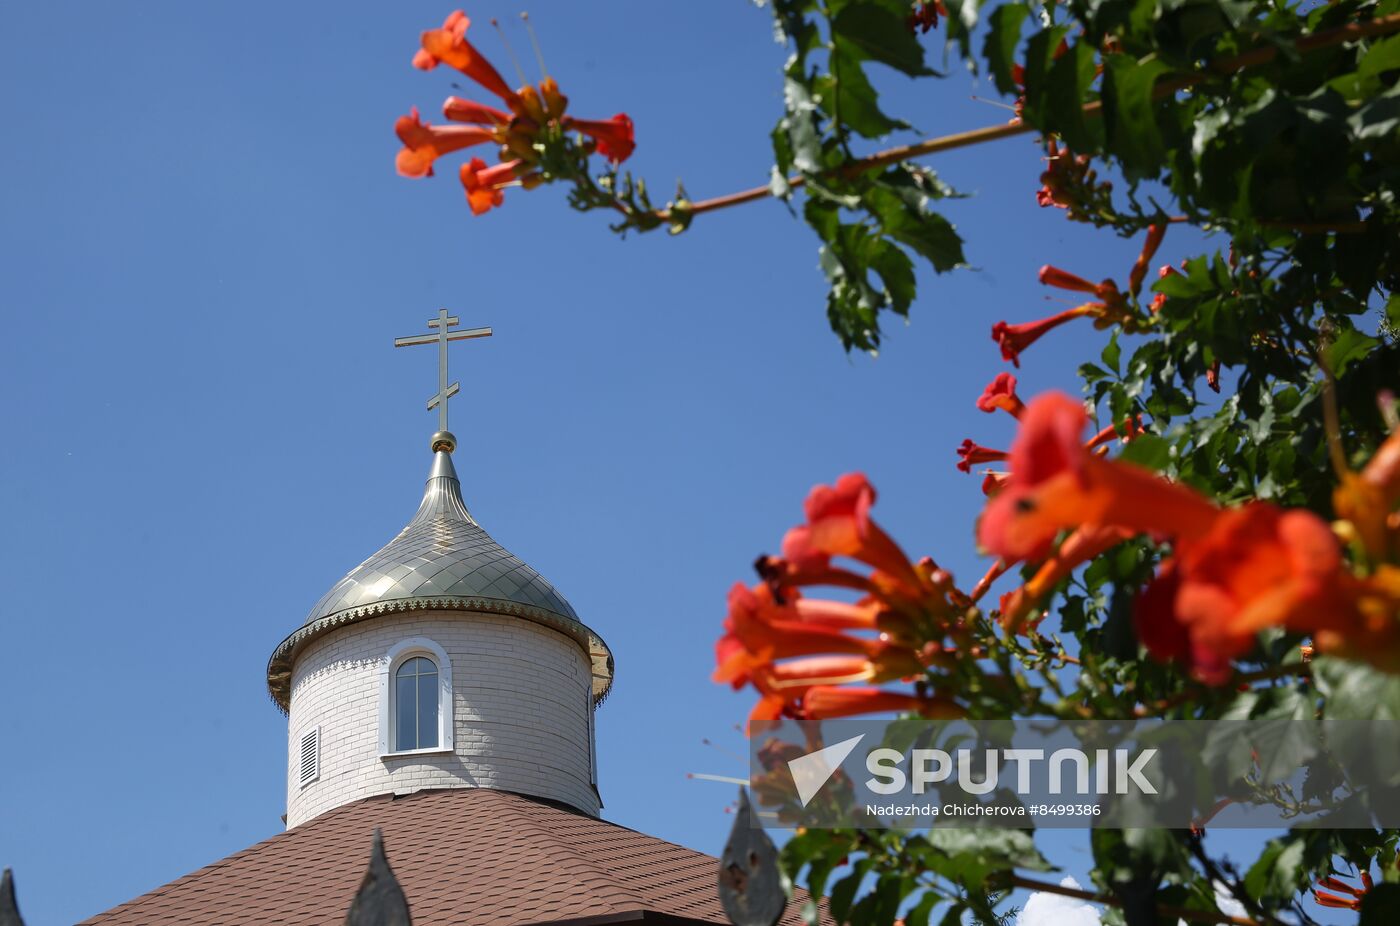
393,309,492,433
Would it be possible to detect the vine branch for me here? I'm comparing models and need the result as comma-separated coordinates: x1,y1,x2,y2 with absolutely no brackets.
654,12,1400,224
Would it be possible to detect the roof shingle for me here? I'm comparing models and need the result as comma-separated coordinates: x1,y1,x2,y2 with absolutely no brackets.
79,788,815,926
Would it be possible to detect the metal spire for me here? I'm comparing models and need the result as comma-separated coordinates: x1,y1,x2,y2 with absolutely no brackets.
394,309,492,451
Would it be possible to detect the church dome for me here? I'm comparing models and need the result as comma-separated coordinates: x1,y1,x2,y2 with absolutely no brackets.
266,448,613,710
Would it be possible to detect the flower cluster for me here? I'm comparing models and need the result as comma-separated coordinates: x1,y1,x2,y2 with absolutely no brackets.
978,391,1400,681
991,225,1165,366
713,474,967,724
396,10,635,214
1035,139,1115,222
957,372,1140,495
1313,871,1372,912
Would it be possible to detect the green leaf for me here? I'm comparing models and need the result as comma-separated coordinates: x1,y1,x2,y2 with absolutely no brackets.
869,240,917,317
903,891,940,926
918,829,1053,886
831,3,933,77
828,859,873,922
1359,34,1400,86
1048,41,1103,152
1314,656,1400,720
1102,54,1172,172
822,48,909,138
1021,26,1071,128
983,5,1029,96
1102,332,1122,375
1120,434,1172,471
1244,840,1306,903
1349,82,1400,139
864,187,965,272
1326,327,1380,377
782,78,824,174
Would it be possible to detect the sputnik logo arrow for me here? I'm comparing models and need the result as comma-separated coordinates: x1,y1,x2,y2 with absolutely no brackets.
787,735,866,807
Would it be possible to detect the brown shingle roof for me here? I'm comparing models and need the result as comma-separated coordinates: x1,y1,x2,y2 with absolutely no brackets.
79,788,817,926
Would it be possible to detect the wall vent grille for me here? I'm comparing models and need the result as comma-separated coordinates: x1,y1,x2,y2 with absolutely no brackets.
299,726,320,787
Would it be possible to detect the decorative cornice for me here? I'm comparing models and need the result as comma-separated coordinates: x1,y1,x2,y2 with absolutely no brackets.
267,596,615,714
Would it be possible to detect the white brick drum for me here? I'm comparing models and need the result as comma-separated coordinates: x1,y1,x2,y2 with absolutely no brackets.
286,610,597,827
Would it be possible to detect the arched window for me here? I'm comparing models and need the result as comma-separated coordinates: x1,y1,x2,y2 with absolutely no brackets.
394,656,439,751
379,637,453,756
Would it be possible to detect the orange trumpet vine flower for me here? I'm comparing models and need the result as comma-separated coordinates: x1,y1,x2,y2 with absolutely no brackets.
754,554,879,601
564,114,636,163
1312,872,1371,911
459,157,529,215
1000,524,1134,630
414,10,521,108
1038,264,1113,298
978,392,1220,562
1084,416,1142,451
782,473,923,594
981,471,1011,496
802,686,964,720
1128,224,1167,296
992,305,1096,367
1334,425,1400,559
395,108,496,178
714,584,882,688
442,96,512,126
976,372,1025,418
957,439,1008,473
1135,504,1353,684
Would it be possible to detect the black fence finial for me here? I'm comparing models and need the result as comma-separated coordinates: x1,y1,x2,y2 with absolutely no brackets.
718,787,787,926
1,869,26,926
345,829,411,926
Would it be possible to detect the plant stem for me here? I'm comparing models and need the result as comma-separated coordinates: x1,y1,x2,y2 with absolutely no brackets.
656,12,1400,223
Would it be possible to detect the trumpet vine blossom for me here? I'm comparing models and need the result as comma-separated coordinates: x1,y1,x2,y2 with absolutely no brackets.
397,9,636,214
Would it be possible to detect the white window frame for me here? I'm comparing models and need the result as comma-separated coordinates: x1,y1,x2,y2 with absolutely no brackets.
379,637,454,757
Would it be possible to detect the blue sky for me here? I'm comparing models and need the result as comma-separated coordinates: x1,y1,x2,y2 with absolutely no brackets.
0,2,1347,924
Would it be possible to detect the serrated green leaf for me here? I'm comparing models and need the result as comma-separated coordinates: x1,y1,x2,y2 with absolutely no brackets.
869,240,916,317
823,47,909,138
831,3,933,77
1102,54,1172,172
864,187,964,271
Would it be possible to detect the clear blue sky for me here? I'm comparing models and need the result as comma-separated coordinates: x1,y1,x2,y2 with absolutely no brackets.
0,3,1343,924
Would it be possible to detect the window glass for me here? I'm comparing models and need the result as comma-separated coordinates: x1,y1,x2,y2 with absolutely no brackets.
394,656,439,751
418,670,439,747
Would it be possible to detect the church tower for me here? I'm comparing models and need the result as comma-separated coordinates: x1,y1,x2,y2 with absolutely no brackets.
264,313,613,828
76,313,806,926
